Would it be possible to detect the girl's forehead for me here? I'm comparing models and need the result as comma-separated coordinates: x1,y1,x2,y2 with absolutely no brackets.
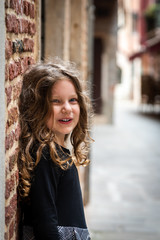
51,78,77,95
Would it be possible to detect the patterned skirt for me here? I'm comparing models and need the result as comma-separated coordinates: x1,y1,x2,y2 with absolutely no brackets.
23,225,91,240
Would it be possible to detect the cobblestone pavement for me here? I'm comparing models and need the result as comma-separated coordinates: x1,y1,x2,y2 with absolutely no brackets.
85,101,160,240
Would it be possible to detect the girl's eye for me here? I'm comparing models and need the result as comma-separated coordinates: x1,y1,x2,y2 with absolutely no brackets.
70,98,78,103
51,99,60,103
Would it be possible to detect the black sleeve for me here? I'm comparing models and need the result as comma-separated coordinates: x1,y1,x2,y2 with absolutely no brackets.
30,150,61,240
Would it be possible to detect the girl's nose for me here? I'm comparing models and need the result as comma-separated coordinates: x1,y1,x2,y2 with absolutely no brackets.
62,101,72,113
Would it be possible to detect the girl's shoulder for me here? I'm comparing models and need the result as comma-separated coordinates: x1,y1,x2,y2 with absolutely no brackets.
30,141,73,177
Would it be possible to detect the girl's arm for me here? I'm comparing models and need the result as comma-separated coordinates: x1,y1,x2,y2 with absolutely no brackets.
30,150,60,240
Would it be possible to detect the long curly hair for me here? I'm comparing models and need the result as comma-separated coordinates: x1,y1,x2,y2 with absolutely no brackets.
18,59,93,198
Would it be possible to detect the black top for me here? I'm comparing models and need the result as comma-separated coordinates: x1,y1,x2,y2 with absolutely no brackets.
22,144,88,240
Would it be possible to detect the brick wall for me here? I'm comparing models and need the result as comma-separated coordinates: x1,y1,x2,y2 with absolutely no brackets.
4,0,39,239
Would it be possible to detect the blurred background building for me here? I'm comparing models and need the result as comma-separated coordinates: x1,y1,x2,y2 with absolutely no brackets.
93,0,117,123
117,0,160,110
86,0,160,239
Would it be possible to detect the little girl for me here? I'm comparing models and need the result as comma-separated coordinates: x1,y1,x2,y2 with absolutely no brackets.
18,59,93,240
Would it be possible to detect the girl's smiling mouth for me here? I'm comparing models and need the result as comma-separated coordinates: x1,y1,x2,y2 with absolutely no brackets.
58,118,73,124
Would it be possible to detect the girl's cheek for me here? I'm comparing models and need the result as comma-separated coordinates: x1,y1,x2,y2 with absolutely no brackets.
53,105,60,111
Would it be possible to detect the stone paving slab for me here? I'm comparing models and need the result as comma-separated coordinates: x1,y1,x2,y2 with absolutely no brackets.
89,231,160,240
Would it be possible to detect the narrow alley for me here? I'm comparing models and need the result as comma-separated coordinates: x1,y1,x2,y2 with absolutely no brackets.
85,100,160,240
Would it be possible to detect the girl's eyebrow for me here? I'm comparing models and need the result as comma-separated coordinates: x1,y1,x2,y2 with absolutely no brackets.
70,94,78,98
51,94,78,98
51,95,60,98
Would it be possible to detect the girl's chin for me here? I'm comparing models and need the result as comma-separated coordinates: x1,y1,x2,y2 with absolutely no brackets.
54,131,71,138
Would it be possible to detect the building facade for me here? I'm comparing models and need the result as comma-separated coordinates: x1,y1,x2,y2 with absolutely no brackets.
117,0,160,110
93,0,118,123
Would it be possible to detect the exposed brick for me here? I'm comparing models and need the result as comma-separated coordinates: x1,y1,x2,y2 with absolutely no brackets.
6,14,12,32
9,155,16,172
23,1,29,16
10,0,23,15
5,39,12,60
7,107,18,128
21,57,28,74
18,18,29,34
13,81,22,100
15,168,19,185
4,231,8,240
9,150,18,172
5,86,12,106
23,38,34,52
6,14,19,34
5,194,17,225
9,61,21,81
21,56,34,74
28,56,35,65
17,18,36,35
15,125,20,141
5,131,15,151
28,22,36,36
5,174,15,199
21,57,29,74
29,3,35,19
16,61,22,75
5,64,9,82
9,219,14,239
9,63,15,81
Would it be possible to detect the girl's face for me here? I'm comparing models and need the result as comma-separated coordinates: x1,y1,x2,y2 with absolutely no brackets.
46,78,80,146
